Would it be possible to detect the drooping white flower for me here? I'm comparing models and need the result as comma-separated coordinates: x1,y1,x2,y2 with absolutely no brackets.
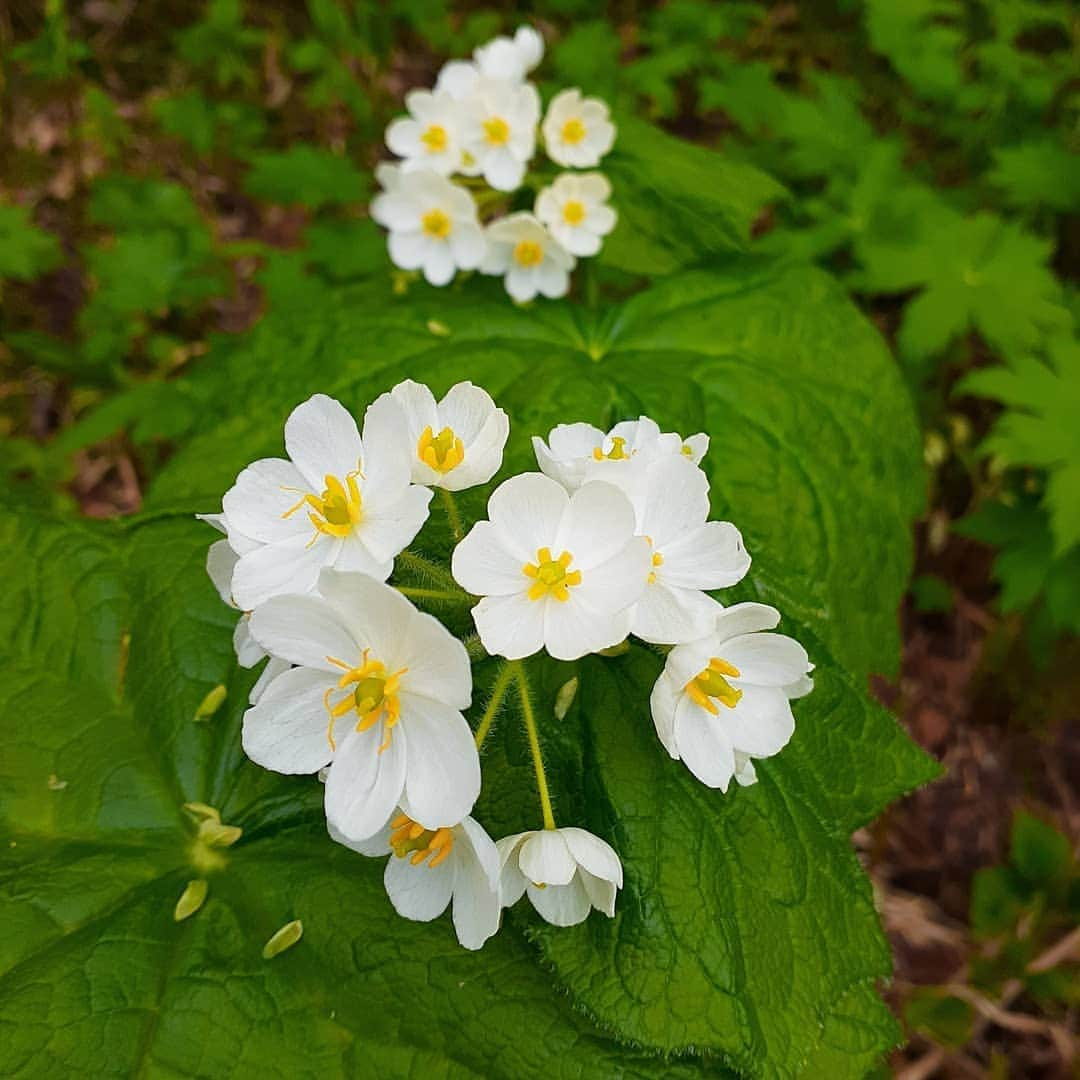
459,80,540,191
385,90,464,176
649,603,813,791
390,379,509,491
370,170,485,286
474,25,544,82
451,472,650,661
533,416,708,495
245,570,480,842
498,827,622,927
333,809,501,950
535,172,617,257
542,88,616,169
631,456,750,644
209,393,431,611
480,212,575,303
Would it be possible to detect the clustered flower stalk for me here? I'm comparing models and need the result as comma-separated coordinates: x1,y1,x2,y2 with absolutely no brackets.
201,379,814,949
370,25,618,302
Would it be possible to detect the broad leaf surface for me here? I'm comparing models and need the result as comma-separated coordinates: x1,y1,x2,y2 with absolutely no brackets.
0,259,936,1078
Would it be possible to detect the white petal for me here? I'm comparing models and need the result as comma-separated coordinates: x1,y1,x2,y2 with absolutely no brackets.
557,481,637,569
250,656,290,704
328,816,393,857
284,394,364,491
518,830,576,886
395,610,472,710
207,539,238,605
722,633,810,687
712,602,781,642
231,534,338,610
527,876,591,926
452,521,527,596
399,697,480,829
384,852,454,921
649,672,680,758
496,832,531,906
487,472,568,561
544,599,631,661
471,592,546,660
574,536,651,615
359,485,433,563
632,580,721,645
359,393,414,509
438,382,498,443
725,685,796,758
390,380,439,444
560,827,622,887
674,696,735,791
317,569,413,661
233,614,265,667
331,532,394,580
241,667,336,774
639,456,709,543
248,593,357,671
661,522,751,590
578,868,617,917
664,636,719,691
324,723,407,842
451,818,502,949
443,409,509,491
221,458,312,545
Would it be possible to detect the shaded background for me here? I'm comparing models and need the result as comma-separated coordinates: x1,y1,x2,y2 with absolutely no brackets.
1,2,1077,1076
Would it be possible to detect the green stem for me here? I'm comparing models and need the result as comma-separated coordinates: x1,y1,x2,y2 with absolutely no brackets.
397,548,459,590
439,487,465,543
473,662,514,749
513,661,556,831
396,586,470,604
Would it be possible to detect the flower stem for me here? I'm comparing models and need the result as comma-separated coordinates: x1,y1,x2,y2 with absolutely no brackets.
439,487,465,543
474,662,515,748
513,661,556,831
396,585,470,604
397,548,459,590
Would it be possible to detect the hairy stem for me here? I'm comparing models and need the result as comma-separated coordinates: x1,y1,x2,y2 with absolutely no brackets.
473,662,515,749
438,487,465,543
513,661,556,831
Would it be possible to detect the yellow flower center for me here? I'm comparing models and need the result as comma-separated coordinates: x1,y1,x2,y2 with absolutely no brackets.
561,117,586,144
389,813,455,868
685,658,743,715
323,650,408,753
523,547,582,602
512,240,544,267
562,199,586,226
421,208,452,239
483,116,510,145
281,470,363,542
648,548,664,585
681,444,694,456
417,425,465,473
592,435,629,461
420,124,448,153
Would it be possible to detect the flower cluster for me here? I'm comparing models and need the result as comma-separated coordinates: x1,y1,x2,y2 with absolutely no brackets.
371,26,617,302
202,382,812,949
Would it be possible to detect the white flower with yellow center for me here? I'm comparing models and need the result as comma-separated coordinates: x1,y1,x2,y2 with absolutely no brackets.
370,170,485,286
451,472,650,660
535,172,617,257
498,827,623,927
245,571,480,842
460,80,540,191
389,379,510,491
533,416,709,495
474,25,544,82
384,90,464,176
649,603,813,791
480,212,575,303
542,88,616,169
631,456,751,644
333,809,501,950
210,394,432,610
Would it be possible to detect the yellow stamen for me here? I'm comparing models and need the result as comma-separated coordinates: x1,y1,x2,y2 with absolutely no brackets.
562,199,586,226
592,435,629,461
647,549,664,585
685,658,743,715
389,815,455,869
512,240,543,267
420,124,448,153
281,468,363,543
483,116,510,145
681,444,694,456
561,117,586,144
421,208,452,239
322,649,408,752
523,547,581,602
417,425,465,473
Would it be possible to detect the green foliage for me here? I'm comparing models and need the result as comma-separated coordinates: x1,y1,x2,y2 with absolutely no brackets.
904,989,975,1048
8,0,90,81
0,257,936,1077
0,204,63,285
243,146,369,210
175,0,267,90
152,91,268,157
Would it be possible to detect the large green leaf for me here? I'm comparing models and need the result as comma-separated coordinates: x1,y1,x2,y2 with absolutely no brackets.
0,259,936,1078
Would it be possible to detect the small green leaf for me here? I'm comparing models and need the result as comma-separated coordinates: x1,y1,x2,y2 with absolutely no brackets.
174,879,209,921
244,146,368,210
904,989,975,1048
261,919,303,959
1011,811,1072,888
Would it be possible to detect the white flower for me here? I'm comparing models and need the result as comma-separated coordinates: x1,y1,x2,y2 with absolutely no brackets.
460,80,540,191
390,379,509,491
535,172,617,257
434,60,480,101
649,603,813,791
498,827,622,927
474,25,544,82
385,90,464,176
542,88,616,169
370,171,485,286
211,393,431,611
245,571,480,841
631,456,750,644
480,212,575,303
333,809,501,950
451,472,650,661
533,416,708,495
